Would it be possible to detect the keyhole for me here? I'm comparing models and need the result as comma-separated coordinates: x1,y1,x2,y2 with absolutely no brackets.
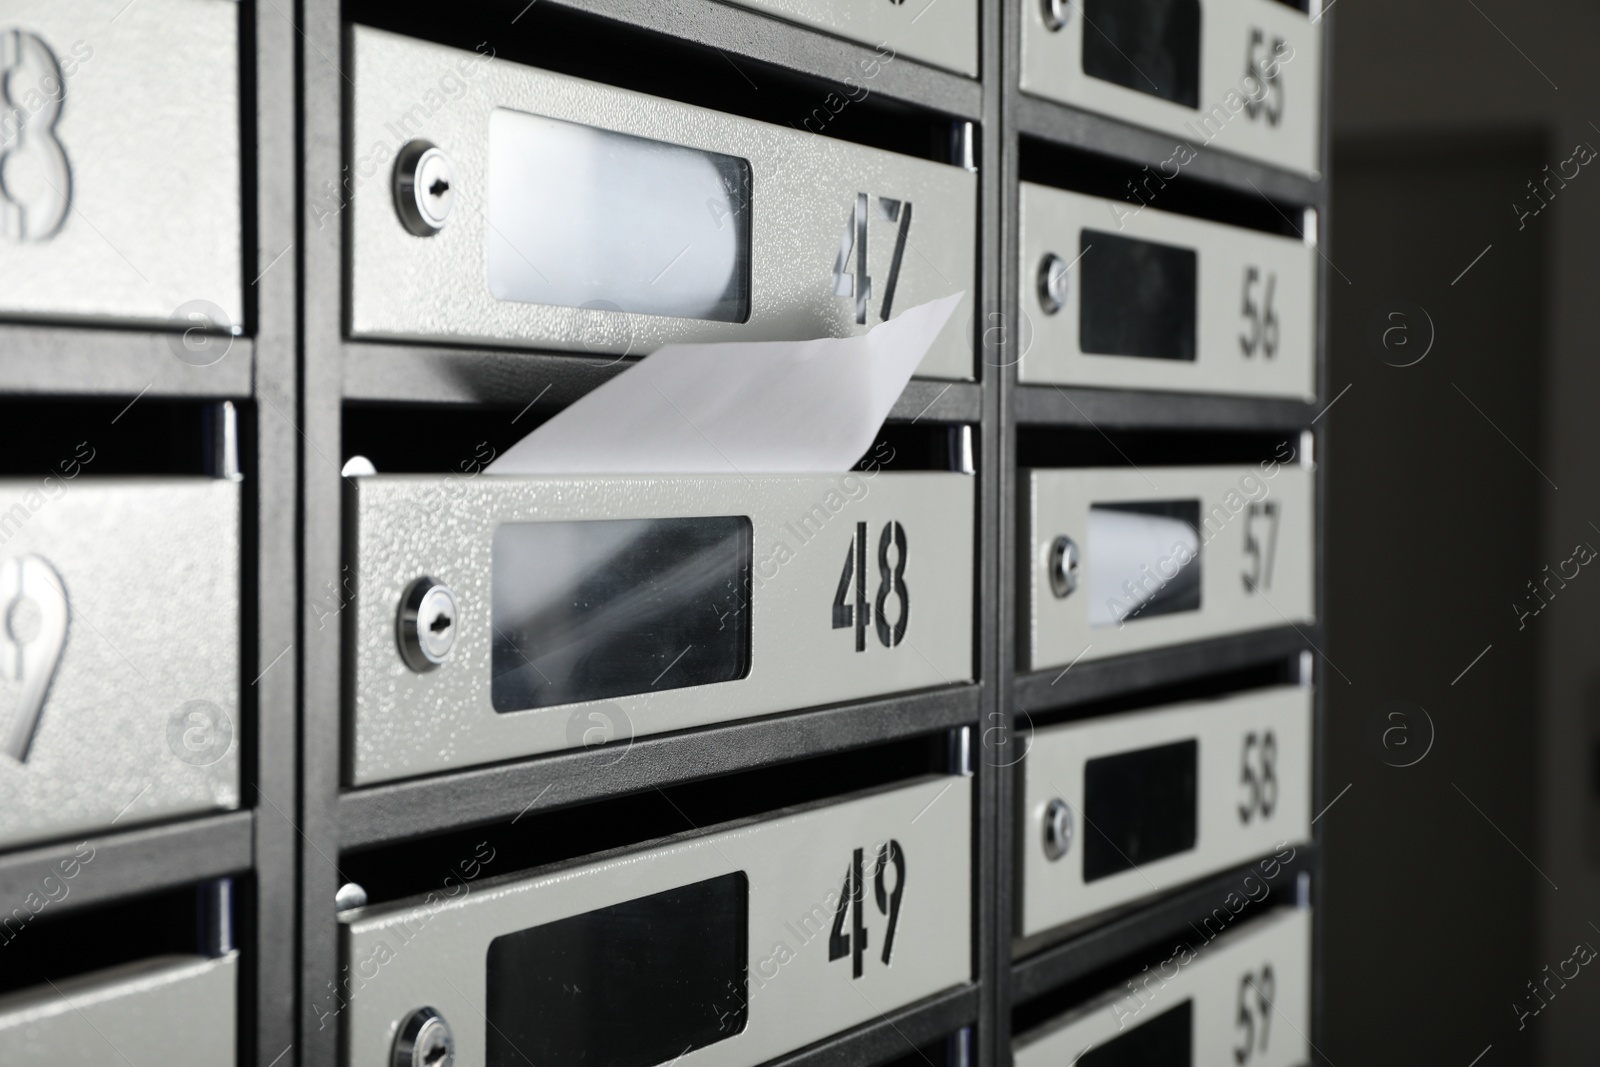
428,178,450,200
422,1040,449,1067
7,595,41,645
428,612,452,635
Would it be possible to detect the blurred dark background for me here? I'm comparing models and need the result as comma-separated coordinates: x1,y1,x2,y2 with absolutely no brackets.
1323,1,1597,1063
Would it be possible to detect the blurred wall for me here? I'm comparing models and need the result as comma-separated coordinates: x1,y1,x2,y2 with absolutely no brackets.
1328,1,1600,1062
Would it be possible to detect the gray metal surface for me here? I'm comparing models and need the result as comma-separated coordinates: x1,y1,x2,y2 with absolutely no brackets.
0,0,242,329
341,341,985,422
1015,94,1321,209
341,777,972,1067
1013,907,1310,1067
1018,183,1317,399
1019,0,1323,177
538,0,983,119
350,28,978,380
1018,686,1312,937
1011,852,1312,999
0,326,253,397
0,478,240,851
0,952,238,1065
1013,384,1315,430
349,473,974,784
0,810,250,916
1023,465,1314,670
341,684,979,848
716,0,977,76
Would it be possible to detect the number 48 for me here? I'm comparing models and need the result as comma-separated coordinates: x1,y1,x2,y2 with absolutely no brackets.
832,520,909,651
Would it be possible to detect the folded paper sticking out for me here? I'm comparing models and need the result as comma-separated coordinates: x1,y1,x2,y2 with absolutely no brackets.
486,293,966,476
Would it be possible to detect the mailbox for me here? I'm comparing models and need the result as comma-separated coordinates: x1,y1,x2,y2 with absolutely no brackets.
340,776,972,1067
1019,685,1311,937
1020,0,1323,176
1022,463,1313,670
0,0,241,329
1020,183,1316,399
347,28,978,380
0,477,239,851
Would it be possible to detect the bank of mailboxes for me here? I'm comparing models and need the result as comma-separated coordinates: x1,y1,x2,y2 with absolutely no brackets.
348,473,972,784
349,28,976,380
1020,0,1323,176
718,0,977,77
1023,464,1312,670
341,776,971,1067
0,951,238,1063
1019,183,1316,399
1014,907,1310,1067
0,479,240,850
1019,686,1310,937
0,0,242,328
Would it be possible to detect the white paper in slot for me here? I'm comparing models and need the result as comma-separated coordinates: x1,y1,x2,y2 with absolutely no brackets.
486,292,964,476
1087,507,1202,628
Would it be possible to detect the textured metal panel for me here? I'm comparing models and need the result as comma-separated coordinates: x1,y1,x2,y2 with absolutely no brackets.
349,29,977,380
341,686,978,848
1018,685,1311,937
717,0,977,76
349,473,974,785
342,777,971,1067
0,952,238,1065
0,478,240,850
1018,184,1316,399
1023,465,1314,670
0,0,242,328
1013,907,1310,1067
1019,0,1323,176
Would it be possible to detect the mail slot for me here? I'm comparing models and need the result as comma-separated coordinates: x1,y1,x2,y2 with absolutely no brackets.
0,478,240,851
1019,184,1316,399
0,951,238,1063
716,0,977,77
1023,463,1312,671
1019,686,1310,937
347,471,973,785
348,28,977,380
0,0,241,329
340,776,972,1067
1013,907,1310,1067
1020,0,1322,177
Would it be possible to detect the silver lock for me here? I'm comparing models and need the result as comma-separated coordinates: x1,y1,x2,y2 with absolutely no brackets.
1041,0,1073,32
393,140,456,236
1042,797,1074,861
1037,253,1069,315
393,1007,454,1067
1048,535,1079,599
397,577,458,672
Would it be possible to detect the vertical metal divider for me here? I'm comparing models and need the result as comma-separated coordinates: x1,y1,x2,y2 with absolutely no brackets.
252,0,304,1063
298,0,345,1063
1311,5,1336,1059
986,0,1019,1063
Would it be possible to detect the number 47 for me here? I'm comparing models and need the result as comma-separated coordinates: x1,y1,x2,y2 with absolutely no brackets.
833,194,915,325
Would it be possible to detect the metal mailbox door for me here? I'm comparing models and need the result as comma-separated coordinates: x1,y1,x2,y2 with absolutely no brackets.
1019,685,1312,937
714,0,977,76
348,472,974,785
1020,0,1323,176
1019,182,1316,399
348,28,978,380
0,953,238,1065
1023,463,1313,670
340,777,972,1067
0,0,242,329
0,477,240,850
1013,907,1310,1067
